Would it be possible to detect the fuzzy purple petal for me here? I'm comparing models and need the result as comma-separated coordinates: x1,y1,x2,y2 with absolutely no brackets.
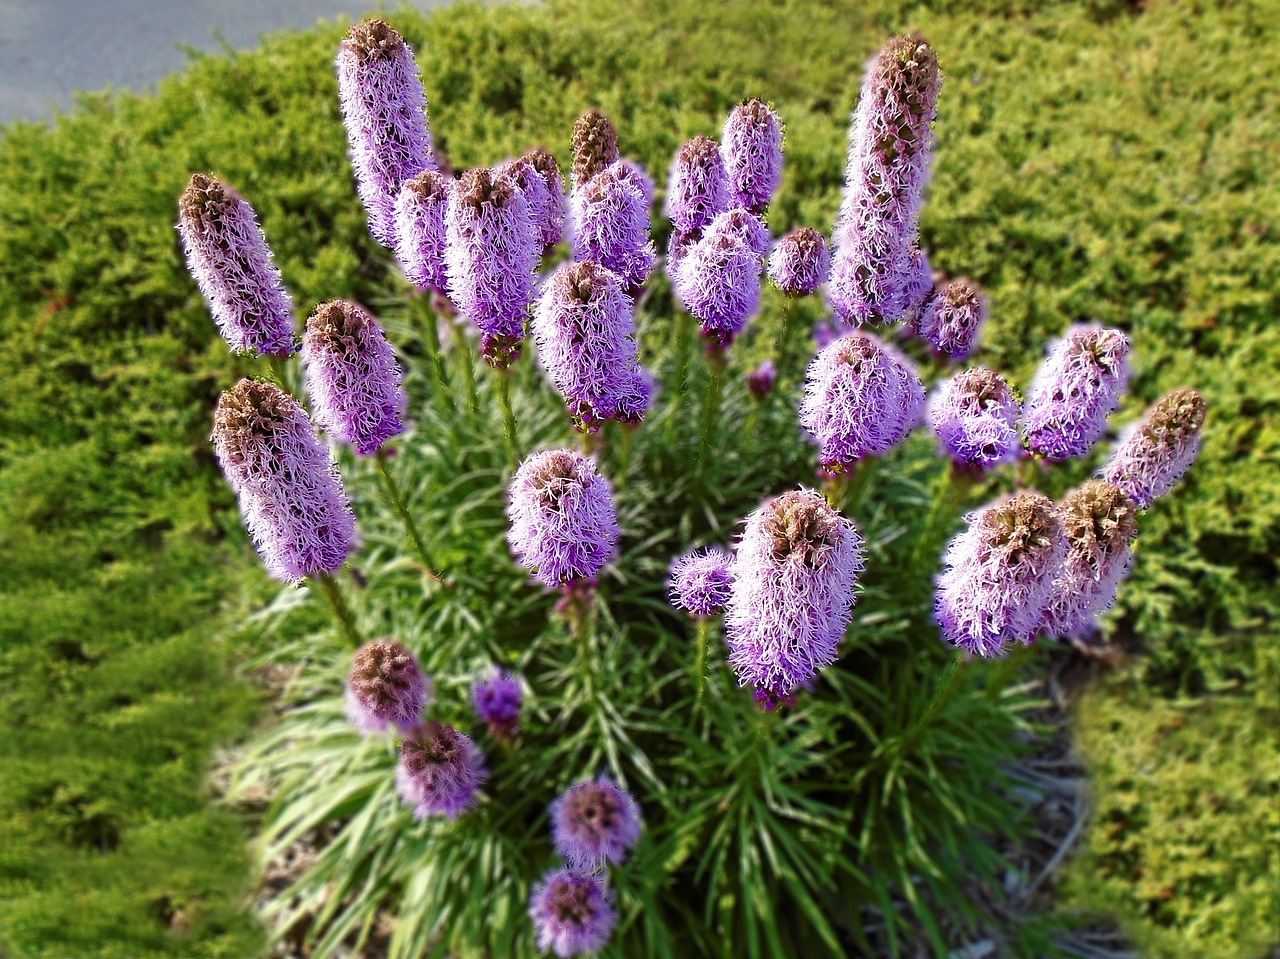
917,277,986,359
768,227,830,297
928,367,1021,468
668,547,734,618
549,776,642,870
1101,388,1206,509
1022,324,1131,460
529,868,616,958
395,721,486,819
394,169,451,292
569,162,657,291
471,670,522,738
665,135,731,234
673,221,762,346
720,98,784,214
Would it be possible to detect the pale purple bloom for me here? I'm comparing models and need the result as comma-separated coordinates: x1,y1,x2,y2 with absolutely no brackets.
615,158,656,209
570,162,658,291
570,110,620,187
507,450,618,587
301,300,405,456
709,207,770,258
799,331,926,469
532,262,651,430
178,173,294,356
345,639,432,735
394,169,450,292
673,224,762,346
1102,388,1206,509
212,379,356,582
529,868,616,958
768,227,830,297
721,98,784,214
829,33,940,326
725,489,865,699
396,721,486,819
935,492,1066,657
665,135,731,234
471,670,522,739
549,776,642,870
668,546,734,617
917,277,986,359
928,368,1021,469
812,320,841,350
903,248,935,328
1038,481,1138,639
444,167,540,366
1022,325,1131,460
664,228,699,284
746,359,777,400
499,148,566,252
336,19,435,248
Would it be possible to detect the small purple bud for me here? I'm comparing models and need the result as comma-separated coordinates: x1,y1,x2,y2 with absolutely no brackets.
917,278,987,359
673,224,762,346
746,359,777,400
471,670,522,740
768,227,830,297
507,450,619,588
212,380,356,582
394,169,450,292
345,640,432,735
665,135,731,234
549,776,642,870
721,98,784,214
570,110,620,187
1101,388,1206,509
668,546,734,618
499,148,567,252
569,162,658,291
336,19,435,247
395,720,486,819
928,367,1021,469
529,867,617,958
1022,324,1131,460
177,173,294,356
301,300,405,456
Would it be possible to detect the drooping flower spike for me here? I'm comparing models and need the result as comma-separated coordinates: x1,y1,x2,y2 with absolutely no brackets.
725,489,865,700
335,18,435,248
212,379,356,582
394,169,451,292
528,868,617,958
395,720,487,820
668,546,734,618
570,162,658,292
1022,324,1131,460
1102,387,1206,509
665,134,731,234
549,776,642,870
345,639,432,735
177,173,295,356
916,277,987,360
720,98,784,214
928,367,1021,469
768,227,830,297
301,300,405,456
471,670,522,740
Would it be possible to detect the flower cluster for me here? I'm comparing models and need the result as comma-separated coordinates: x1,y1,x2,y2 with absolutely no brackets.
394,169,451,292
1102,387,1207,509
668,547,734,618
916,278,987,359
1022,324,1131,460
395,720,487,820
928,367,1021,469
502,147,567,252
345,639,432,735
768,227,830,297
673,220,763,346
720,98,784,214
471,670,522,740
746,359,777,400
528,868,616,958
570,162,658,293
665,134,730,234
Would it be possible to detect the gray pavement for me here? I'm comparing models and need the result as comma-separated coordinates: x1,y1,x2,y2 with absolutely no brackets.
0,1,453,124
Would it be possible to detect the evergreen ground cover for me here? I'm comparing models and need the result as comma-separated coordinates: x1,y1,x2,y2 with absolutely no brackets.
0,0,1276,956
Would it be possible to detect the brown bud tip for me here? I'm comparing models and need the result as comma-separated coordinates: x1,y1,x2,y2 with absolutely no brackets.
346,18,405,64
213,378,297,439
986,491,1061,566
874,31,941,101
1058,480,1138,557
735,97,775,128
954,367,1013,409
522,146,561,184
562,261,605,303
179,172,236,225
457,167,516,210
678,134,720,166
306,299,374,345
350,640,418,710
940,277,982,309
402,720,462,772
765,490,842,568
1148,388,1207,443
403,169,448,202
571,110,619,184
528,450,582,502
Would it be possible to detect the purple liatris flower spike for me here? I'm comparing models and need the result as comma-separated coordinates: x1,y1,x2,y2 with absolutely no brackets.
829,33,941,326
1038,481,1138,639
928,367,1021,469
336,18,434,248
178,173,294,356
725,489,865,699
673,225,763,346
301,300,405,456
507,450,619,587
917,277,987,359
935,491,1066,657
615,158,656,208
668,546,734,617
345,639,432,735
800,332,925,469
709,207,770,258
768,227,830,297
529,868,616,958
1022,324,1131,460
212,379,356,582
549,776,642,870
394,169,450,292
1102,387,1207,509
471,670,522,739
532,262,651,430
665,135,731,234
570,110,620,187
746,359,777,400
444,166,539,365
500,148,567,252
570,162,658,292
395,720,486,819
721,98,784,214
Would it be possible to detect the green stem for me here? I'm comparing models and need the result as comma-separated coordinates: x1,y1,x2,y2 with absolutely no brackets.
669,313,693,448
416,300,456,415
448,321,478,415
693,617,711,714
573,601,596,704
313,572,360,649
895,655,968,755
496,371,519,468
775,296,794,365
912,464,957,569
696,359,723,483
986,640,1036,701
375,450,442,582
842,457,880,516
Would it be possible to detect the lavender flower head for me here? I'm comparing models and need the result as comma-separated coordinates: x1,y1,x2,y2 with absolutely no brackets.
345,639,432,735
444,166,540,366
614,158,656,208
721,98,784,214
665,135,730,234
500,148,567,252
529,868,616,958
917,277,987,359
799,332,926,469
507,450,619,587
570,162,658,292
829,33,941,326
550,776,642,870
395,720,486,820
301,300,405,456
1039,481,1138,639
336,19,435,247
570,110,620,187
935,491,1066,657
768,227,830,297
471,670,522,739
668,546,734,618
1102,387,1207,509
394,169,450,292
1022,324,1131,460
178,173,294,356
532,262,651,431
673,223,763,346
746,359,777,400
725,489,865,699
212,379,355,582
709,207,771,258
928,367,1021,469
